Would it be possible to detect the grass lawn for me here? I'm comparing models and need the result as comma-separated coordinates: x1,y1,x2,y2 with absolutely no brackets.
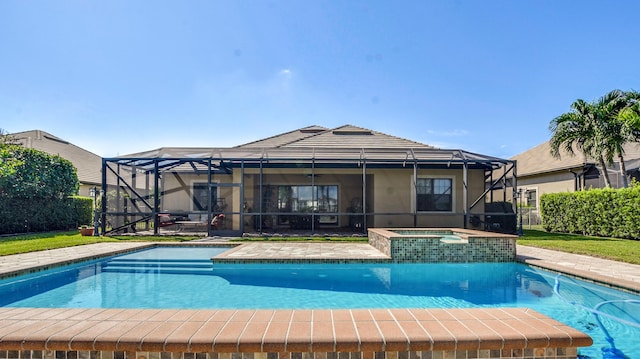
0,231,366,256
520,229,640,265
0,231,201,256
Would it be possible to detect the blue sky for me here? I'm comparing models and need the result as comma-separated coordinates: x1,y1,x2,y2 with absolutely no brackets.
2,1,639,158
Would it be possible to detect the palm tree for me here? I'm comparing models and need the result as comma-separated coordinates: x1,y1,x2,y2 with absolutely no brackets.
549,98,612,187
616,94,640,186
550,90,640,188
618,101,640,127
596,90,640,188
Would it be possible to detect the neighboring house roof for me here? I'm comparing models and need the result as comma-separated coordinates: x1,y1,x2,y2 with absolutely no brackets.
513,140,640,177
511,141,589,177
11,130,102,186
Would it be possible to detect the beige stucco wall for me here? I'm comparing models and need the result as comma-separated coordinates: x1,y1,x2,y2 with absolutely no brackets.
516,171,577,209
78,184,96,197
160,172,235,215
369,168,485,228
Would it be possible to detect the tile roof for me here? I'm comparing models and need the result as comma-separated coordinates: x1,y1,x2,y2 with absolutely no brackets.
235,124,434,149
115,125,510,170
235,125,329,148
11,130,102,186
284,124,435,149
513,140,640,177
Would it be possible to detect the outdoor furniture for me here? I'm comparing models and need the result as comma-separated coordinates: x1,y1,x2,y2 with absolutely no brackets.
175,220,207,232
211,213,225,230
158,212,190,227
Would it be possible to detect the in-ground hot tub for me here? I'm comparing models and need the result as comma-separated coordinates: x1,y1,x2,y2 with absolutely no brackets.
368,228,517,263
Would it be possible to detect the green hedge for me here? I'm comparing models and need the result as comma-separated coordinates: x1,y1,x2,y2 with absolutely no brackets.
73,196,94,227
0,196,93,234
540,184,640,239
0,143,84,234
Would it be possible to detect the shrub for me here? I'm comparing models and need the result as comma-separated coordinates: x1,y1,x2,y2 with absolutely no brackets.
0,143,82,234
540,183,640,239
73,196,94,226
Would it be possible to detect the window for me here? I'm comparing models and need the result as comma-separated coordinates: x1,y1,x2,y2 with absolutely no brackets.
277,185,338,213
317,185,338,213
192,183,217,211
526,189,537,208
276,185,338,224
416,178,452,212
291,186,314,212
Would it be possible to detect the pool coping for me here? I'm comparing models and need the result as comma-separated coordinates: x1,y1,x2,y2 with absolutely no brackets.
0,241,622,359
0,307,591,355
516,247,640,295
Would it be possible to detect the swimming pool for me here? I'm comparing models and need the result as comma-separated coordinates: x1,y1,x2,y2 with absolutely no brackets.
1,247,638,358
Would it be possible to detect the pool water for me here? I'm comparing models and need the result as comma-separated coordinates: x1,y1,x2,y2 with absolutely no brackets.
1,247,639,358
388,229,464,241
390,229,461,237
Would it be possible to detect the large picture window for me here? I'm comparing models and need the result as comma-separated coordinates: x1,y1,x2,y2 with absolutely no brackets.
416,178,452,212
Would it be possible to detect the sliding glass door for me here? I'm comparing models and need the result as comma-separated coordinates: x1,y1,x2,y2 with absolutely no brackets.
276,185,338,226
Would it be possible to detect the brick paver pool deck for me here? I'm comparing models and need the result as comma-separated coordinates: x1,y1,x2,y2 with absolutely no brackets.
3,240,636,359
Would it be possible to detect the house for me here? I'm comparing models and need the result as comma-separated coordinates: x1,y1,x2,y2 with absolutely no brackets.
12,130,103,197
509,140,640,213
101,125,516,235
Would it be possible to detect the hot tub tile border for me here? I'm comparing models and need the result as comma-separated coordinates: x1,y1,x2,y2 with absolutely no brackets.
367,229,517,263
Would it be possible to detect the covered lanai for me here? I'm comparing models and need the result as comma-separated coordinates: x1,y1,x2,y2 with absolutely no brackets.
98,126,517,236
